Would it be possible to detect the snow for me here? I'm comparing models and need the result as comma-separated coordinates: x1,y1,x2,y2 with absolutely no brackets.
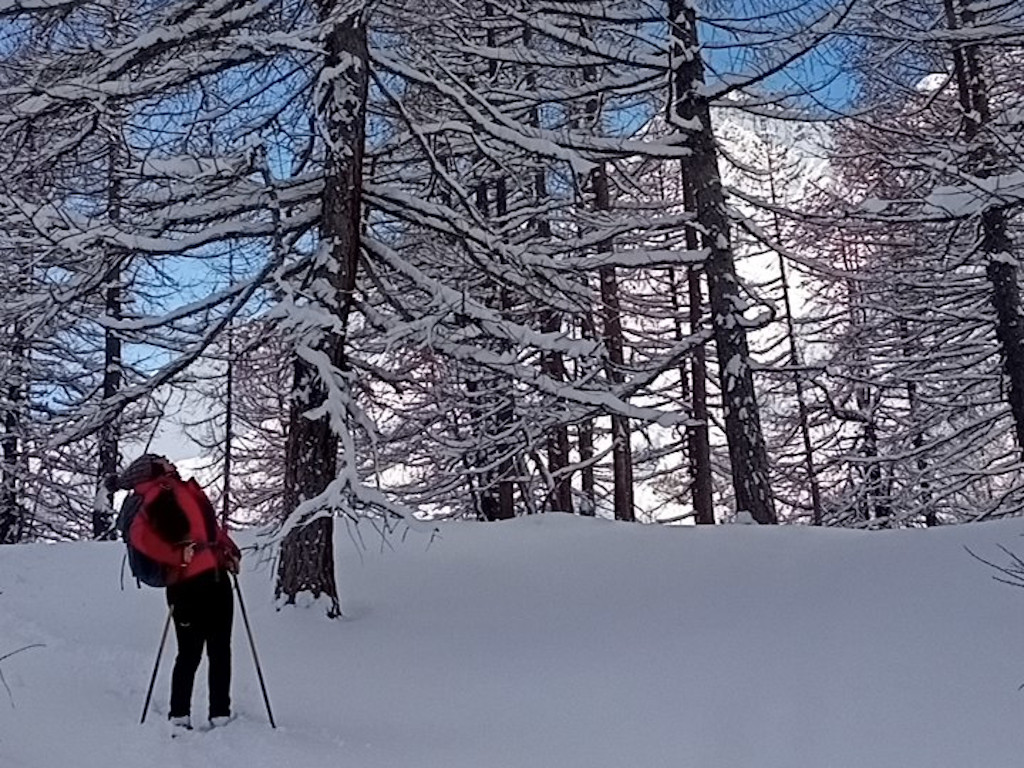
915,73,949,92
4,515,1024,767
924,170,1024,218
859,197,890,214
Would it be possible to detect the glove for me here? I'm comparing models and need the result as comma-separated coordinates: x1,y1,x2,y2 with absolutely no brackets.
215,541,241,574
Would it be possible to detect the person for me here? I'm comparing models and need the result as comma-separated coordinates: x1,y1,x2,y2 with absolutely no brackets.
109,454,241,733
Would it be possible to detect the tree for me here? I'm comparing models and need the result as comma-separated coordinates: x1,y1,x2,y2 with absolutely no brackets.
669,0,776,523
274,1,371,616
786,0,1024,525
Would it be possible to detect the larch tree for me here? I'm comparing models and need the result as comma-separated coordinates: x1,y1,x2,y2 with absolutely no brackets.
276,0,371,617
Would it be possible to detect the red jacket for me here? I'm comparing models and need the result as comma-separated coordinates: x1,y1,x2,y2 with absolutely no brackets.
128,476,239,584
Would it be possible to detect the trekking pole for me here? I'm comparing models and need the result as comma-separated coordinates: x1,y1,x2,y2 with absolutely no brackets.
140,608,173,725
232,573,276,728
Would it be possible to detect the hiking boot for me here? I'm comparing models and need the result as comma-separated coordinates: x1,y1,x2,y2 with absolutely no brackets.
209,715,232,729
209,713,236,729
168,715,193,737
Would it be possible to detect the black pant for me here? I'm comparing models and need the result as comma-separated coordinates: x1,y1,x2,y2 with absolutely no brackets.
166,570,233,719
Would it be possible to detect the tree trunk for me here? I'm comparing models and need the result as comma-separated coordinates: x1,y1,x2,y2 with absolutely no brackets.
277,5,369,616
96,273,121,539
685,267,715,525
2,124,35,544
96,131,123,540
471,179,516,521
494,177,516,519
593,164,635,522
943,0,1024,459
670,0,775,523
0,326,25,544
907,369,935,526
577,419,596,516
675,163,715,525
541,310,573,512
857,390,890,524
222,252,235,528
764,148,822,526
578,310,597,516
782,258,823,526
525,22,573,513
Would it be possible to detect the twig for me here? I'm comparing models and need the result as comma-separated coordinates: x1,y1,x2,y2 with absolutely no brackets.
0,643,45,708
964,546,1024,690
965,545,1024,587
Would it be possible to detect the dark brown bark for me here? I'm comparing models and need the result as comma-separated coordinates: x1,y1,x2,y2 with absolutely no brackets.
277,6,369,616
987,249,1024,453
674,164,715,525
276,513,338,610
526,25,573,512
685,267,715,525
575,20,634,520
95,273,121,539
856,391,890,523
494,177,516,519
3,126,34,544
577,419,596,516
943,0,1024,459
541,311,573,512
905,346,935,526
841,246,888,524
671,1,775,523
0,326,25,544
471,178,516,521
784,266,823,526
592,164,635,522
221,253,235,528
578,310,598,516
96,134,123,540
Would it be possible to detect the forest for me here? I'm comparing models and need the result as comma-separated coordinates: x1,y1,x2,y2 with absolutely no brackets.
1,0,1023,610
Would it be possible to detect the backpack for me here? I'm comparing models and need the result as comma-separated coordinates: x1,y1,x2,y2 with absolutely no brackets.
116,493,168,587
116,484,190,588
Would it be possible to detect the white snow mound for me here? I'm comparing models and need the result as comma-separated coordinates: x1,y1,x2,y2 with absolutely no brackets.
3,514,1024,767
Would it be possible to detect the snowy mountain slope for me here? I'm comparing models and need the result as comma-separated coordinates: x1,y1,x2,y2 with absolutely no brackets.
3,515,1024,767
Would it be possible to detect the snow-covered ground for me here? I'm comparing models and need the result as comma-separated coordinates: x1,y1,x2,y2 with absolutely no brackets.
3,514,1024,767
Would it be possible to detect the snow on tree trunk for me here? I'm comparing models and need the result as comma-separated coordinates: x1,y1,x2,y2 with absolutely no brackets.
670,0,775,524
943,0,1024,461
96,130,123,541
277,4,369,616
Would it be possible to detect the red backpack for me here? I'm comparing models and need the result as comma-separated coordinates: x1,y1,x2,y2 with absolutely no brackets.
117,480,217,587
